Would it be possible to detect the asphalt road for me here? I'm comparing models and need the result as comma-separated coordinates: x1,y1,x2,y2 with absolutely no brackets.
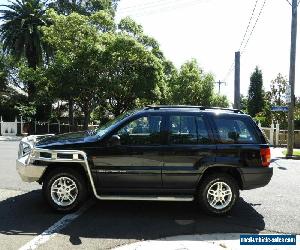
0,141,299,249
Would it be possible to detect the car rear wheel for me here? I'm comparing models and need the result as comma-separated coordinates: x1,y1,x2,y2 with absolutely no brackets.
197,173,239,215
43,168,87,212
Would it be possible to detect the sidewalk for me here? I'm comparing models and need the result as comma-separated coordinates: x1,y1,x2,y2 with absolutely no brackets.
115,234,299,250
270,147,285,159
0,136,22,142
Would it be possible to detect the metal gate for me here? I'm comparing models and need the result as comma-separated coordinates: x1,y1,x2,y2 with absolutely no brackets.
0,117,17,136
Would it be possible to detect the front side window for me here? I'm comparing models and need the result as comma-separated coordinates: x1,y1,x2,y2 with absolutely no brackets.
117,116,162,145
96,110,136,137
214,116,258,144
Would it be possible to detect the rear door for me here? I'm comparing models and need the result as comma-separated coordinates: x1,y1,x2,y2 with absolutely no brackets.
162,113,216,190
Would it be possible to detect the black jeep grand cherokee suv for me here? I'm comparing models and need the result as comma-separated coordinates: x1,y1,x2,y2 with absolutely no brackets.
17,106,272,215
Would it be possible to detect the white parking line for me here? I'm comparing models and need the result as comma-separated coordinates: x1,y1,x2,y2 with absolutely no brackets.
19,200,94,250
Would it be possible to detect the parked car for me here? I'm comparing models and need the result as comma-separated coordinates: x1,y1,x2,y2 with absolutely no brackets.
16,105,272,215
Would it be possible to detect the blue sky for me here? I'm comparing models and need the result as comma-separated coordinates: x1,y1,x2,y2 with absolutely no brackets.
116,0,298,103
0,0,298,104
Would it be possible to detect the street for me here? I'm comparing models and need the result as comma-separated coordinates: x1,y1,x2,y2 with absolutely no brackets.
0,141,299,249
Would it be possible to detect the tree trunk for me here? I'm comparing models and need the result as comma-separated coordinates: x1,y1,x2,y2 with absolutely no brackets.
26,45,38,100
68,99,74,127
83,110,90,130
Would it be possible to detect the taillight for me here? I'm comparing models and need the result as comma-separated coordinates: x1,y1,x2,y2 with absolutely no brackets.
260,148,271,167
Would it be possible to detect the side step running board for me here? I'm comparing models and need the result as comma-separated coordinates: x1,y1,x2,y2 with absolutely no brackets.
98,195,194,202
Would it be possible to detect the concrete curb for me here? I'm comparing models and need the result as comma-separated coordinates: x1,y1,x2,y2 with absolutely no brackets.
0,136,23,142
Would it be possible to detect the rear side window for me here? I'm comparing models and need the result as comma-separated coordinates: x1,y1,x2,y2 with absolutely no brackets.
169,115,211,144
214,116,259,144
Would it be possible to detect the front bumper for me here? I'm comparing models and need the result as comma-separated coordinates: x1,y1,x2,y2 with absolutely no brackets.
16,156,47,182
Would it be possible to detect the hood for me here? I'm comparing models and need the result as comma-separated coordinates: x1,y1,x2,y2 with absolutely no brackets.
35,131,99,148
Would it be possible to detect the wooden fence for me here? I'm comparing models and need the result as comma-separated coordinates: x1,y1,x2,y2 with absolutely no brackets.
259,122,300,148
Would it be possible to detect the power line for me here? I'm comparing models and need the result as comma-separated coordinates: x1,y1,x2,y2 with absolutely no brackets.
118,0,184,12
223,61,235,82
117,0,203,16
241,0,268,54
286,0,292,6
223,0,261,81
239,0,259,51
117,0,204,17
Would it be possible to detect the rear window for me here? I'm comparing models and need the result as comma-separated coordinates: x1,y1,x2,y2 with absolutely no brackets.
213,116,259,144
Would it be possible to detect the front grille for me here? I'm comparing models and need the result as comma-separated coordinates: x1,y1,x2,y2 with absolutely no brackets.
57,153,73,159
40,152,52,158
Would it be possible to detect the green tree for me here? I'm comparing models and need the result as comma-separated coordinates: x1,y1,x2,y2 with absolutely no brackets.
0,45,29,120
40,11,165,128
170,59,215,106
211,94,229,108
240,94,248,113
49,0,119,16
269,73,288,105
102,33,164,115
40,10,107,128
247,66,264,117
268,73,288,128
0,0,52,99
0,47,8,93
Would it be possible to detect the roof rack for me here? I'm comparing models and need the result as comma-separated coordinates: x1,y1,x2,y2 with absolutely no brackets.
144,105,244,114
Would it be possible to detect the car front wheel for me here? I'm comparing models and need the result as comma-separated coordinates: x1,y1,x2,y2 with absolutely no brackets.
197,173,239,215
43,168,87,212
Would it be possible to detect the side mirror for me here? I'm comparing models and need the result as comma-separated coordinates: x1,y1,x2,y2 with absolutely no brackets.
108,134,121,146
228,131,239,142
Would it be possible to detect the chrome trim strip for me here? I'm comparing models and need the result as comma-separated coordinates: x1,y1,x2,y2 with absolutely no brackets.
98,195,194,201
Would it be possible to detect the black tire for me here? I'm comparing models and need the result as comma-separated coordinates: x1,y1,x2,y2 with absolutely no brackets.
197,173,239,215
42,168,87,213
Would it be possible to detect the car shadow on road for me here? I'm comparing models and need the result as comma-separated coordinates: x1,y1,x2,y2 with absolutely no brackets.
0,190,64,236
0,190,265,245
62,196,265,245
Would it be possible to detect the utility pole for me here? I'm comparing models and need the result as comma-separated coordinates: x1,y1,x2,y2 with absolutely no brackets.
287,0,297,157
215,80,226,94
234,51,241,109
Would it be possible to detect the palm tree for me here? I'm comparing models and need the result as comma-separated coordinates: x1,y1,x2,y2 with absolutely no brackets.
0,0,51,98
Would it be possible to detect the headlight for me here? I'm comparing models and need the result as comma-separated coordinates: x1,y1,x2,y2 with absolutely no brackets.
18,142,32,158
23,144,31,155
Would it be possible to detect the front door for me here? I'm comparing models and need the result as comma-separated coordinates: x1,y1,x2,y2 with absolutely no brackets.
93,114,164,192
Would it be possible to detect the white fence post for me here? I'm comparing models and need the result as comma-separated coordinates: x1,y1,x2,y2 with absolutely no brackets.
275,122,280,146
270,121,274,145
20,116,23,134
0,116,2,136
58,121,61,133
14,117,17,134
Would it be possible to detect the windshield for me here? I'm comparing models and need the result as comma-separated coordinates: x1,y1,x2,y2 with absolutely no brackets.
96,110,136,137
